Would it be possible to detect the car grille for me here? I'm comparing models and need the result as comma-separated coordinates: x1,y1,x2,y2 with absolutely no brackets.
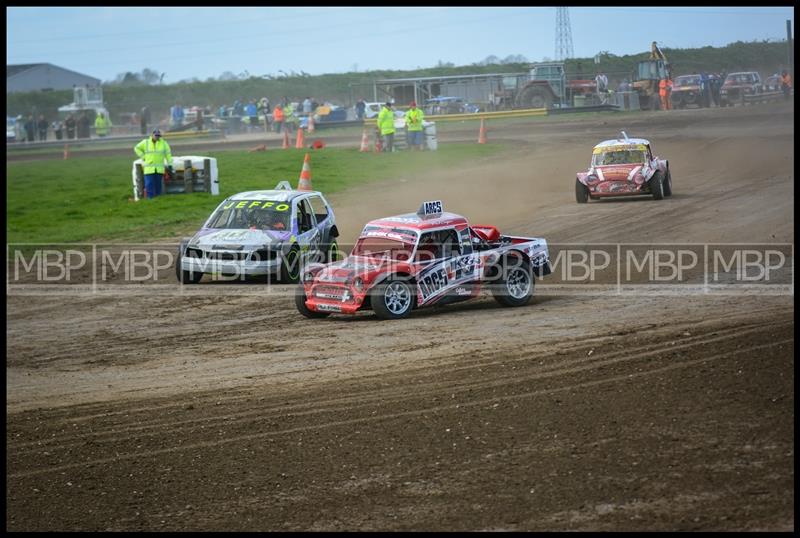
314,285,348,301
205,251,250,261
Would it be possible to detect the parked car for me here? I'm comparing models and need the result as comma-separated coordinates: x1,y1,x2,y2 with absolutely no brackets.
575,132,672,202
763,74,782,92
7,116,17,142
425,96,480,115
175,181,339,284
670,74,703,108
720,71,762,106
296,200,550,319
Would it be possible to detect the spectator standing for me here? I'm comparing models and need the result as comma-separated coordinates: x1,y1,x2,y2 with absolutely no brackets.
404,101,425,151
710,74,722,107
52,120,64,140
94,112,111,137
658,78,667,110
273,104,285,133
37,114,49,141
64,113,76,139
699,72,711,108
595,72,608,104
780,70,792,100
24,114,36,142
245,100,258,132
377,101,396,152
77,112,91,139
355,98,366,120
302,97,312,115
170,102,184,129
283,102,297,135
140,105,151,135
257,97,269,130
134,129,173,199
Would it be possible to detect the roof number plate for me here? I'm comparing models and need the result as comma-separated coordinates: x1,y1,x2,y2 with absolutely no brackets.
417,200,443,217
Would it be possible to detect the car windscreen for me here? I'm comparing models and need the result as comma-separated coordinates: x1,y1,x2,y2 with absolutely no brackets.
676,76,700,86
207,200,292,231
592,150,647,166
352,237,413,261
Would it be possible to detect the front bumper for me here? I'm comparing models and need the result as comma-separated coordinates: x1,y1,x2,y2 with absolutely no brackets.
303,282,366,314
181,249,282,276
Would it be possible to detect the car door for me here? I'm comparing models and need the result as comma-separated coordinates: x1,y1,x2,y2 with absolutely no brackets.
295,197,321,262
415,228,480,306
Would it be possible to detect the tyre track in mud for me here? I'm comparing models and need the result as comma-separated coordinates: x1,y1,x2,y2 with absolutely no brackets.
9,300,792,437
7,311,792,478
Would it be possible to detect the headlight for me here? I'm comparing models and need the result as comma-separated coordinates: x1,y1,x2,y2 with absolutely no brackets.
633,175,645,185
303,271,315,283
353,277,364,292
586,175,599,185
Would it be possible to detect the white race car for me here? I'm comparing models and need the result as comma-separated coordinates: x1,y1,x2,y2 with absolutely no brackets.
176,181,339,283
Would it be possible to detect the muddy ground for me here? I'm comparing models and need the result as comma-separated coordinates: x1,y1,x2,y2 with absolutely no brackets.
6,102,794,531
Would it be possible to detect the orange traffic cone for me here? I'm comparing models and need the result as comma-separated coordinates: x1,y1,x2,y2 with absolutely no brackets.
282,130,290,149
308,115,315,134
63,144,70,160
478,118,487,144
248,143,267,152
297,153,313,191
295,127,305,149
359,129,370,152
374,132,383,153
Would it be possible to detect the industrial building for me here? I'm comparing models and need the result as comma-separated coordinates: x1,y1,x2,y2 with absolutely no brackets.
7,63,100,93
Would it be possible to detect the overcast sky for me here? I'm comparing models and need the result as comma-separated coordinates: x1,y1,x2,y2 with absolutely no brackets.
6,6,795,84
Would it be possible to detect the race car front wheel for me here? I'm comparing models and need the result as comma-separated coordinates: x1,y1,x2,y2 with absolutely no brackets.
492,255,533,308
295,286,330,318
372,278,414,320
575,179,589,203
650,172,665,201
663,169,673,197
280,246,301,284
175,254,203,284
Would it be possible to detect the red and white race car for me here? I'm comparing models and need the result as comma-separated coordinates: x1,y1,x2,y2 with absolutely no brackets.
296,200,551,319
575,132,672,202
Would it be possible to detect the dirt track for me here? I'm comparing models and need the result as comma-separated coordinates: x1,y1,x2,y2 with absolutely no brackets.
6,103,794,531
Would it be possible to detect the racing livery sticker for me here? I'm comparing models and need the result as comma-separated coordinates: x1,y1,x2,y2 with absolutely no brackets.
417,254,479,304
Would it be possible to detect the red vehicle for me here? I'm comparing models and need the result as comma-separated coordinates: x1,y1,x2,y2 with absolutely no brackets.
296,201,551,320
575,132,672,202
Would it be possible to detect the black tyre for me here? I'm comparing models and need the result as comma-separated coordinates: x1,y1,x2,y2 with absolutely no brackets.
575,179,589,203
650,171,665,200
279,246,301,284
517,87,552,109
492,255,533,308
663,169,673,197
326,240,339,263
371,278,414,320
175,252,203,284
295,285,330,318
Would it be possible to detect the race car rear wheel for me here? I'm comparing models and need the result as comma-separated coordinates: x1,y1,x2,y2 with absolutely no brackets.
372,278,414,320
492,255,533,308
650,172,665,201
279,246,301,284
175,252,203,284
575,179,589,203
295,285,330,318
326,240,339,263
663,169,673,197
